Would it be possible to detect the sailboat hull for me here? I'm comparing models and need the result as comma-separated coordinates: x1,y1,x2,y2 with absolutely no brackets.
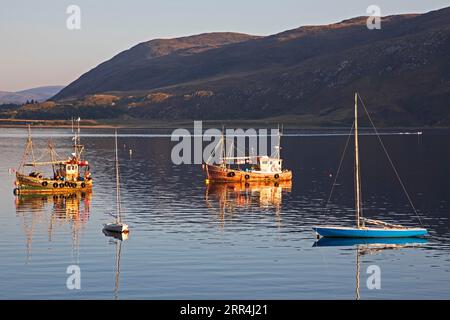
313,237,428,247
312,226,427,238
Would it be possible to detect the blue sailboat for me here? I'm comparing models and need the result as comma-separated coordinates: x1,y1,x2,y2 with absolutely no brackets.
313,93,427,238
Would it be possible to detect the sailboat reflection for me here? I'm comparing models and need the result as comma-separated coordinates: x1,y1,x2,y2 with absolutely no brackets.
103,229,128,299
313,237,428,299
15,192,91,260
205,181,291,227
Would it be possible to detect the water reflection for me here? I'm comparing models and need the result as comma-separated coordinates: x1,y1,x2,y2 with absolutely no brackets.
14,192,92,260
205,181,291,228
103,230,128,300
314,237,428,299
2,128,450,299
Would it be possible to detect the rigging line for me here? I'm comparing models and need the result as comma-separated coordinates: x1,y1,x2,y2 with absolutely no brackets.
206,135,224,164
357,94,424,227
324,121,355,214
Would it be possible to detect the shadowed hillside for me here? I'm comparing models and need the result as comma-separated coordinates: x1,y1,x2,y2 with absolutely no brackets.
8,7,450,127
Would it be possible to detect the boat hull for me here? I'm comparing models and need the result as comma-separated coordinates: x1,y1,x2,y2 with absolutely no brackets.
205,164,292,182
103,222,129,233
312,226,428,238
15,172,93,194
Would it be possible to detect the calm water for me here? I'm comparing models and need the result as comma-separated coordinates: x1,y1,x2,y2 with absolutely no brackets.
0,127,449,299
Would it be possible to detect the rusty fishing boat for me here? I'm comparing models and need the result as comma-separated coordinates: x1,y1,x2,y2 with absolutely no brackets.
203,128,292,183
14,119,93,194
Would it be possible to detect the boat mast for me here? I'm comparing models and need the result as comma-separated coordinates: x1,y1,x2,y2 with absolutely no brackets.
73,117,83,160
354,93,363,228
115,131,122,223
73,119,77,158
277,124,281,159
28,125,36,167
19,125,36,172
221,125,226,166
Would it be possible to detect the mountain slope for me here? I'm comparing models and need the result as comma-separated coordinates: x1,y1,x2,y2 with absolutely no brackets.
0,86,64,104
32,7,450,126
53,32,259,100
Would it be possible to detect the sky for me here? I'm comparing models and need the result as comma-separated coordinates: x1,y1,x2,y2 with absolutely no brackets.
1,0,449,92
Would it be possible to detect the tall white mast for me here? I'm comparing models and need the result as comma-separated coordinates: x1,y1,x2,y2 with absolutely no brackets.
354,93,362,228
278,124,283,159
115,131,122,223
221,126,226,165
71,117,83,160
28,124,36,168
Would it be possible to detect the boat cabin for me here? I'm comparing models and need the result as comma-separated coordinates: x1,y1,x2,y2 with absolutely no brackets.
65,163,79,181
220,155,283,173
256,156,282,173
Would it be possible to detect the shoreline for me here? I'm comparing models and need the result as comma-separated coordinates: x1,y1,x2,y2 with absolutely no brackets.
0,118,449,130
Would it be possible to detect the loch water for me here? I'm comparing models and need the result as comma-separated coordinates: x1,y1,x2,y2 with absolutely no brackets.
0,127,449,299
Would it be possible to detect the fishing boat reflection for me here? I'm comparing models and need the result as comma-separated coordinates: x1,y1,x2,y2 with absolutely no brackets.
313,237,428,299
14,192,91,260
103,229,128,299
205,180,292,227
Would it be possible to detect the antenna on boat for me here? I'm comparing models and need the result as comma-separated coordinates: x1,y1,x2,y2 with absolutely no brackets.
279,124,283,159
273,124,282,160
72,117,84,160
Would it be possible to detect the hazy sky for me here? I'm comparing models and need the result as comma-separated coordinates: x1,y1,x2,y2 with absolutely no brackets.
1,0,449,91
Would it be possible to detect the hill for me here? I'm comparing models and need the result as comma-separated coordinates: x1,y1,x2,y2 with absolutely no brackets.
12,7,450,126
0,86,64,104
